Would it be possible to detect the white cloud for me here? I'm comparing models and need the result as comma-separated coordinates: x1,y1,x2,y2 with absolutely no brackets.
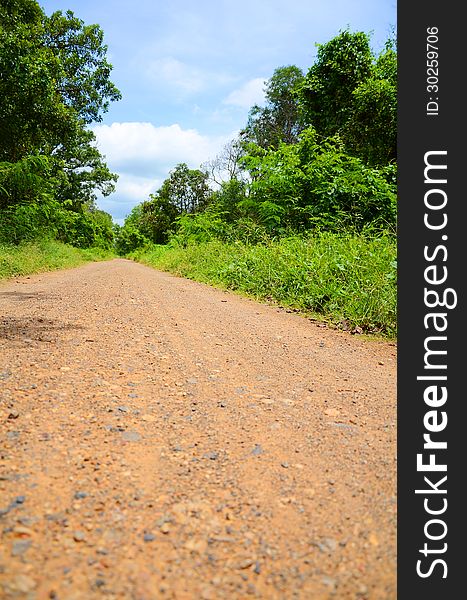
116,173,160,202
223,78,266,108
92,121,233,221
96,173,159,223
93,121,230,175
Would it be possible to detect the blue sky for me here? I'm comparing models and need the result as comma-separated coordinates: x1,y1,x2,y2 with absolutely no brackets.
40,0,396,223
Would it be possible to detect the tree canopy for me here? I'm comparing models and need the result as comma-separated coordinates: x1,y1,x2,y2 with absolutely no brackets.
117,164,213,246
298,30,396,165
242,65,305,150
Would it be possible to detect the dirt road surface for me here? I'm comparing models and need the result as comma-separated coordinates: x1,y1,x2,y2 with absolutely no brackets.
0,259,396,599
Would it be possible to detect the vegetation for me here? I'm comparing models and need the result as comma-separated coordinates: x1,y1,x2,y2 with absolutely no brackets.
0,0,119,261
297,31,396,166
241,65,306,149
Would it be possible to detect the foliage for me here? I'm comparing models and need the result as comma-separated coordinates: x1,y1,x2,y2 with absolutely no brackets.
0,0,120,248
0,155,54,209
114,224,150,256
209,178,248,223
0,197,115,249
0,3,120,163
0,0,67,162
298,29,396,165
117,164,213,249
114,206,147,254
242,65,305,149
55,207,114,249
52,126,118,208
298,30,373,140
343,39,397,165
169,210,232,246
44,9,121,124
123,30,397,247
240,127,396,233
138,195,180,245
158,163,212,214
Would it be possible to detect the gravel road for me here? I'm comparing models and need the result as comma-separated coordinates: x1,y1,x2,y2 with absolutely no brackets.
0,259,396,599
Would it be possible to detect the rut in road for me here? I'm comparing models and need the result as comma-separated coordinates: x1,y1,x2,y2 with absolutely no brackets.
0,259,396,599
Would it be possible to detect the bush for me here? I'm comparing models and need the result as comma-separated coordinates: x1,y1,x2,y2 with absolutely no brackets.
0,199,114,249
240,128,396,234
0,155,53,209
169,211,232,246
114,223,150,255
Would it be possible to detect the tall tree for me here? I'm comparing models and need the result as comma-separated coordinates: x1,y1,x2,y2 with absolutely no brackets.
298,29,396,165
0,0,66,161
138,195,181,245
343,38,397,165
0,1,121,210
44,10,121,124
158,163,212,214
121,164,213,246
298,30,373,139
52,125,118,210
242,65,305,150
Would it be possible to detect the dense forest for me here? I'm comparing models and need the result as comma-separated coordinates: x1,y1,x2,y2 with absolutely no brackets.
1,1,396,335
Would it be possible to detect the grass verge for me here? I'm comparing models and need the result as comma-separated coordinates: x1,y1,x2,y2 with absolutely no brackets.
0,239,115,280
130,232,397,338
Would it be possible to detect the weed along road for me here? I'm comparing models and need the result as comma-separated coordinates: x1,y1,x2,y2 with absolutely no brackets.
0,259,396,599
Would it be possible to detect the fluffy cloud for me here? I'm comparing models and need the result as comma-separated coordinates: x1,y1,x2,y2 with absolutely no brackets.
223,78,266,109
94,122,229,174
95,173,159,223
92,121,232,221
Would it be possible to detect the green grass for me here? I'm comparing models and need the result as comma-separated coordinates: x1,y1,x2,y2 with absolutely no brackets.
130,232,397,338
0,239,115,280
